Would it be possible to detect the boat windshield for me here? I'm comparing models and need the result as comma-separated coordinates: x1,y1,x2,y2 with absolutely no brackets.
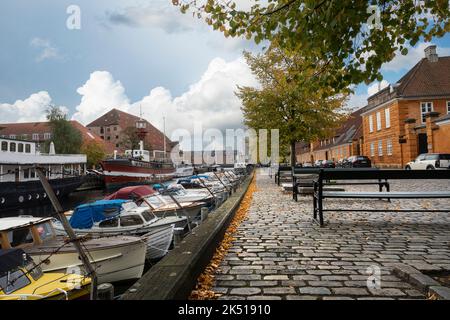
0,269,31,294
144,196,164,208
35,223,54,242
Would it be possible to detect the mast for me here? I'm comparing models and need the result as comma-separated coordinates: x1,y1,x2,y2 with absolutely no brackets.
163,116,166,161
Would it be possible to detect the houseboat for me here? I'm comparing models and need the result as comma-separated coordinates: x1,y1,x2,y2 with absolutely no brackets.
0,137,87,211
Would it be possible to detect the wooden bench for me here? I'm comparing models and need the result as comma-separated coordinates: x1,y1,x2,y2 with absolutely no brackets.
313,169,450,226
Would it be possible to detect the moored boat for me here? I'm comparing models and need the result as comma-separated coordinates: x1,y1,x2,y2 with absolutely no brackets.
0,137,86,211
0,216,147,284
0,248,91,300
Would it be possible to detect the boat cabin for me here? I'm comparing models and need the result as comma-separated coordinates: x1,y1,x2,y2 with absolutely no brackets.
0,137,87,183
0,217,56,250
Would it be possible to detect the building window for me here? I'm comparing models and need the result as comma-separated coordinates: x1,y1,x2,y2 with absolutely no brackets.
24,168,30,179
32,133,39,140
107,136,111,140
100,136,104,140
115,135,119,139
447,101,450,114
116,143,120,148
385,108,391,128
370,142,375,156
369,115,374,133
9,134,16,139
22,134,28,140
376,112,382,131
100,127,104,134
387,139,393,156
25,144,31,153
114,126,117,131
18,143,24,153
10,142,16,152
44,133,51,140
1,141,7,151
420,102,433,123
378,140,383,156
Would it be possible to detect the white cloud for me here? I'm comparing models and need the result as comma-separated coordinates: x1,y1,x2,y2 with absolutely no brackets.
382,42,450,72
72,71,130,124
0,91,68,123
367,80,389,96
346,93,368,110
30,37,61,62
72,57,258,137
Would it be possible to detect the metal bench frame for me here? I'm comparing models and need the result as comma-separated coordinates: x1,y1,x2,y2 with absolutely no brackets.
313,169,450,227
292,168,390,201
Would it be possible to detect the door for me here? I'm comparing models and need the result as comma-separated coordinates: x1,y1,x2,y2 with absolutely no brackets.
417,134,428,155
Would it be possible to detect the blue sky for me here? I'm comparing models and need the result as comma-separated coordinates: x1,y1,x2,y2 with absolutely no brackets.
1,0,450,136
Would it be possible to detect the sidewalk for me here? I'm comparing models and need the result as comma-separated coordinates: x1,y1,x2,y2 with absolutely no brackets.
212,169,450,300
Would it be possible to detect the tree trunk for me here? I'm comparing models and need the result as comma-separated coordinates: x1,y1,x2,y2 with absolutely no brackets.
290,141,296,169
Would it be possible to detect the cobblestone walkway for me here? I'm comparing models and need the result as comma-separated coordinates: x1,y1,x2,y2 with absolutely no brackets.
212,169,450,300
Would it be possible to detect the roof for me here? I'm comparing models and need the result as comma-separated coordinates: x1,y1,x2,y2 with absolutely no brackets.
104,185,156,200
395,57,450,98
0,217,53,232
0,121,115,154
86,108,174,152
366,55,450,112
313,108,364,151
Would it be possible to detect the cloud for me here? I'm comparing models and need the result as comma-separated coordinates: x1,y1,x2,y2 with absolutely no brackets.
367,80,389,96
106,2,198,33
30,37,61,62
382,42,450,72
72,71,130,124
0,91,67,123
71,57,258,138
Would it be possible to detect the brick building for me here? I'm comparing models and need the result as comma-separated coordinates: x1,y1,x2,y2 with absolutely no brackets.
296,108,364,164
361,45,450,168
0,120,115,153
86,108,177,158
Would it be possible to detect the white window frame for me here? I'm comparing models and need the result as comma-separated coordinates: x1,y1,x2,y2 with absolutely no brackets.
32,133,39,140
387,139,393,156
9,134,16,139
369,115,374,133
370,142,375,157
44,132,51,140
420,102,433,124
447,101,450,114
376,112,382,131
378,140,383,156
385,108,391,128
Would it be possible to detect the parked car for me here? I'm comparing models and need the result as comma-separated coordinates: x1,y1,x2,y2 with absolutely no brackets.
321,160,336,168
337,158,349,168
314,160,324,167
405,153,450,170
302,162,313,167
346,156,372,168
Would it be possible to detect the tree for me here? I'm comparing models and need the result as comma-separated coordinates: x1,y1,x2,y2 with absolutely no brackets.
46,106,82,154
81,141,106,169
173,0,450,88
120,126,141,151
237,43,348,166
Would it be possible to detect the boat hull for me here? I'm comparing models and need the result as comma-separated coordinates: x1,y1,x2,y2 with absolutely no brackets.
101,159,175,190
26,236,147,284
0,176,84,211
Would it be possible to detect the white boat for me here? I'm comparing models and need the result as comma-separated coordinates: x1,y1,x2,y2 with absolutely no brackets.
52,200,184,259
0,216,147,284
156,184,215,208
174,165,194,178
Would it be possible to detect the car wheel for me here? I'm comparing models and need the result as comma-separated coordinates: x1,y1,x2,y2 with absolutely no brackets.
405,165,411,170
426,165,435,170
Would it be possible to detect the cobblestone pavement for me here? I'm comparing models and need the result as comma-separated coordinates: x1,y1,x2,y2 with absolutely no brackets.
212,169,450,300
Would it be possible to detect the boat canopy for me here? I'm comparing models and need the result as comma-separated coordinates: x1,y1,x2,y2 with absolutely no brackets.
104,185,156,201
69,200,129,229
0,249,27,274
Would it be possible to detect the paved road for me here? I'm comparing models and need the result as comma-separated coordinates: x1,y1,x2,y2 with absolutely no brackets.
212,169,450,300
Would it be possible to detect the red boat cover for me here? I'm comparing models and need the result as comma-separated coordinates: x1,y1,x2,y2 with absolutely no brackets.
104,185,156,200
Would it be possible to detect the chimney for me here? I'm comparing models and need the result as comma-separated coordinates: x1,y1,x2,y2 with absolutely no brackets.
425,45,438,62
